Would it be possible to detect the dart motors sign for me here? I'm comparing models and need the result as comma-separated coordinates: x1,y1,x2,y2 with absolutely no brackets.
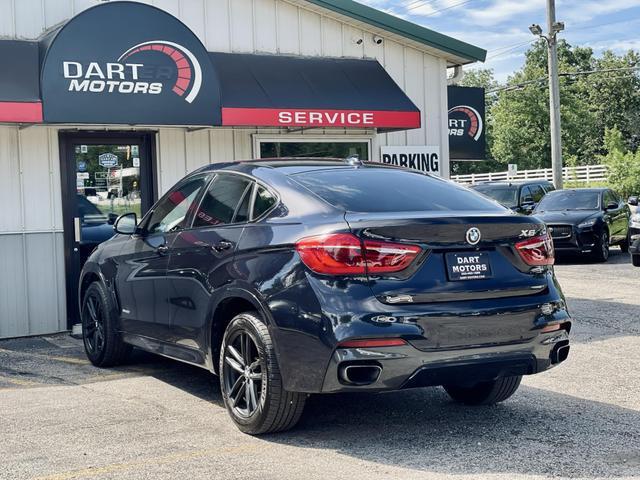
448,86,486,160
40,2,220,125
61,40,202,102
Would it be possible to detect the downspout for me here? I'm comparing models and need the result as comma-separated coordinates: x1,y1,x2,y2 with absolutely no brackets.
447,65,464,85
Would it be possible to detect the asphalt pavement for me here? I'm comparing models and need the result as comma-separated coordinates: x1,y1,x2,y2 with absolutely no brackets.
1,249,639,480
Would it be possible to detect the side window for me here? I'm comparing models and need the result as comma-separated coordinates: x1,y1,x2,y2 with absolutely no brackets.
604,190,617,207
193,174,252,227
145,175,208,235
529,184,545,203
252,185,277,220
520,186,533,204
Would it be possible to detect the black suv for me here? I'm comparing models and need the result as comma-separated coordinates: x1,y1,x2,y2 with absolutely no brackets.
470,180,555,214
533,188,630,262
79,159,571,434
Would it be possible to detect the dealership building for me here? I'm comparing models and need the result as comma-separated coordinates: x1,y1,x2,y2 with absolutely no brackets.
0,0,485,338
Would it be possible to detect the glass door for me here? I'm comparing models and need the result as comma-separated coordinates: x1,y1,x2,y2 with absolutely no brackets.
74,143,144,265
60,132,156,328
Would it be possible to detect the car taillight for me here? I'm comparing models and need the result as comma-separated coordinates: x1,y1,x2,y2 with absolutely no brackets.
515,233,555,266
295,233,421,275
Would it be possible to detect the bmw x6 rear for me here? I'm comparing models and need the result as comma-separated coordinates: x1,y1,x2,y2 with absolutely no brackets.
79,159,571,435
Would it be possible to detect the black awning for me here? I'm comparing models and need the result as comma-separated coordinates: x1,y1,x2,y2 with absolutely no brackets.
0,40,42,122
0,1,420,130
210,53,420,131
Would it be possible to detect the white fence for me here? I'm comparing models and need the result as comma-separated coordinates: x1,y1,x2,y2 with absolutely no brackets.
451,164,608,185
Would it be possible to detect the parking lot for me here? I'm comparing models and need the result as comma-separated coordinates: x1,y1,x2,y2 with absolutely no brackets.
1,249,639,480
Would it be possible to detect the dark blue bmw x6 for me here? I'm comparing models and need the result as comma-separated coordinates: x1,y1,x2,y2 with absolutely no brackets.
79,158,571,434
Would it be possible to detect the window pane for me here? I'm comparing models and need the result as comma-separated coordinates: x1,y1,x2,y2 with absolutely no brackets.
252,186,276,219
193,174,251,227
520,186,533,203
292,169,504,213
147,176,207,234
260,141,369,160
529,185,545,203
233,186,252,223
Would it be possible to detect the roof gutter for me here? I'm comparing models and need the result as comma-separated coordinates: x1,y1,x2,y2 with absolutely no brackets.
303,0,486,63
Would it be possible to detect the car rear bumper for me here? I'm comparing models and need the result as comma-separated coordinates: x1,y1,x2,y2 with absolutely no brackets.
268,273,571,393
320,326,570,393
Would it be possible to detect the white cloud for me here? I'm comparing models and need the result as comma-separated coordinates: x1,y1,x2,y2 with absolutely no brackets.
561,0,640,23
464,0,544,27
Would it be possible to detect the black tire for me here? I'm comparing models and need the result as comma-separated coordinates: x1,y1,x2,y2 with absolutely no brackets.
219,312,306,435
619,234,629,253
444,376,522,406
592,230,610,262
81,282,132,367
632,254,640,267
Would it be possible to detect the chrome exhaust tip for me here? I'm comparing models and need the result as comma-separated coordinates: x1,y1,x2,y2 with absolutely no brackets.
339,363,382,386
551,341,570,364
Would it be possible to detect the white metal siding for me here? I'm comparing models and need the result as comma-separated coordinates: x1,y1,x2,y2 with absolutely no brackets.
0,126,66,338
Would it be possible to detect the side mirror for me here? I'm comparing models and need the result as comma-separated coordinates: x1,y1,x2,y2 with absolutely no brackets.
605,202,618,211
114,212,138,235
628,196,638,206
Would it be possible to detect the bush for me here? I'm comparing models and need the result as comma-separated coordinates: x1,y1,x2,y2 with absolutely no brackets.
602,128,640,199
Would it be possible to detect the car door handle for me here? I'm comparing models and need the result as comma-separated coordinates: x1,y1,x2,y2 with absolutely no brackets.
211,241,233,252
156,244,170,255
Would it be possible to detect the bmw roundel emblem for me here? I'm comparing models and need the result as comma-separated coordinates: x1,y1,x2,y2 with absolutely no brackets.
466,227,481,245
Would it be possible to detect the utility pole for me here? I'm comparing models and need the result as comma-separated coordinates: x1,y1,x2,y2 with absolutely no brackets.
530,0,565,189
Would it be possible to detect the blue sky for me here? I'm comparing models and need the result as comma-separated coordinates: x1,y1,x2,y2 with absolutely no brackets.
358,0,640,81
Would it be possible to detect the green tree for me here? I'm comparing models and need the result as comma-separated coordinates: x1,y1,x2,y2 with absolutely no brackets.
491,40,599,170
602,127,640,198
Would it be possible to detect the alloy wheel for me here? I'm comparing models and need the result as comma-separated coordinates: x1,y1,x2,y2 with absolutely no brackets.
83,293,105,355
223,331,264,418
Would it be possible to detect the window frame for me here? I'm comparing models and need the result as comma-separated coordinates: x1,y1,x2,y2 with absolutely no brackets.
252,134,373,161
187,171,281,229
519,185,534,204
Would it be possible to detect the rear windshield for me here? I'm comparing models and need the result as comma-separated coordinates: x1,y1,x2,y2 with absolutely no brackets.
471,185,518,206
292,168,505,213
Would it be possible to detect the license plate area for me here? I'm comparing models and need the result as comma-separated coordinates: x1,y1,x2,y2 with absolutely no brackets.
445,252,492,281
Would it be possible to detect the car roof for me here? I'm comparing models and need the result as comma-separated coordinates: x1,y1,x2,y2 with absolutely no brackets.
194,157,405,176
545,188,608,193
472,180,553,187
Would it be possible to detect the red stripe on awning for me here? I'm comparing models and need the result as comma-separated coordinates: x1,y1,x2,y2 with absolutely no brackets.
0,101,43,123
221,107,421,129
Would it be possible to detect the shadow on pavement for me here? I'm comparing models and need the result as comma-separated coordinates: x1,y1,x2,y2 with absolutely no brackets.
555,247,629,265
265,385,640,478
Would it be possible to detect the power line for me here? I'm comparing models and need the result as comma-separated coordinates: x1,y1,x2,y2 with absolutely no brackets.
572,16,640,32
486,66,640,94
420,0,476,17
406,0,476,16
404,0,435,10
486,40,536,60
406,0,440,12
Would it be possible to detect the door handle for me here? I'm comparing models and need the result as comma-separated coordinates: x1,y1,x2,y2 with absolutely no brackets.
156,244,170,255
211,241,233,252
